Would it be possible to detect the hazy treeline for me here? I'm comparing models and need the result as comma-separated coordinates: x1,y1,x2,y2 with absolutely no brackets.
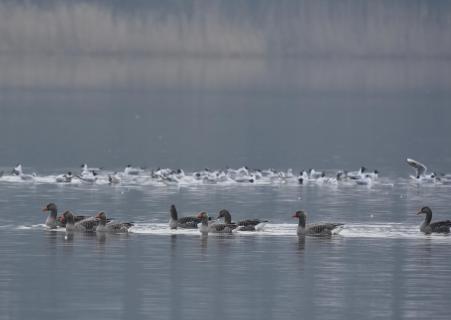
0,0,450,58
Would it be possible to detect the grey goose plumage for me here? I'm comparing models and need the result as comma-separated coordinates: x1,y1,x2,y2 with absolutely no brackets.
95,211,133,233
42,202,93,228
216,209,267,231
292,210,343,236
169,205,204,229
60,210,98,232
197,212,235,234
417,206,451,234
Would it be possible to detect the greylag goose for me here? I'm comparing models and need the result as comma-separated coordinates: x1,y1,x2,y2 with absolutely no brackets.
197,212,235,234
292,210,343,236
60,211,98,232
417,207,451,234
42,203,59,229
216,209,267,231
169,205,204,229
42,203,87,228
95,212,133,233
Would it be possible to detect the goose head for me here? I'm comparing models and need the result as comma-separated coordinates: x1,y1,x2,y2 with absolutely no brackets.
42,203,58,217
292,210,307,228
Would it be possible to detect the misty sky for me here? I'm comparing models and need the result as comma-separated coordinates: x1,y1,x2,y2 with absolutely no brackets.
1,0,451,57
0,0,450,172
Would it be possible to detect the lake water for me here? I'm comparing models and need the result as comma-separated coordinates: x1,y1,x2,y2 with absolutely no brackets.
0,179,451,320
1,1,451,319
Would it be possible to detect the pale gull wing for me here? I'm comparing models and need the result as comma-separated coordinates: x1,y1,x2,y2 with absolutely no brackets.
406,158,427,177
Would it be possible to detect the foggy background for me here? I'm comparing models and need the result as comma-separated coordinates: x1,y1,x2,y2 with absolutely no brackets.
0,0,450,173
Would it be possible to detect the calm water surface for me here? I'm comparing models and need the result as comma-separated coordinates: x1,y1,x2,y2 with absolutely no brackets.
0,181,450,320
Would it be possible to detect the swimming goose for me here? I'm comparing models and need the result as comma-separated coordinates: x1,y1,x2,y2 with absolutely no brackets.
216,209,267,231
95,211,133,233
169,205,203,229
42,203,59,229
292,210,344,236
42,203,90,228
416,207,451,234
60,211,99,232
197,212,235,234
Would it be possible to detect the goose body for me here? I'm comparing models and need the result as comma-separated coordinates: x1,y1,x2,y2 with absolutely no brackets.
197,212,235,234
95,212,133,233
292,210,343,236
217,209,267,231
417,207,451,234
42,203,88,228
169,205,203,229
61,211,99,232
42,203,59,229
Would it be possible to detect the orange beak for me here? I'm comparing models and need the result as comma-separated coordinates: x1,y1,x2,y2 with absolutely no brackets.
42,207,49,213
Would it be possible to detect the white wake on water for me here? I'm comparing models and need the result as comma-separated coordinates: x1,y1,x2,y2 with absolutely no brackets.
10,223,451,241
128,223,451,241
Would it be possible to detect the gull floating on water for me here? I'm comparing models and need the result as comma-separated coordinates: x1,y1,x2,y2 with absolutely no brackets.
108,173,121,184
11,163,36,181
406,158,436,182
55,172,73,183
123,165,143,176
